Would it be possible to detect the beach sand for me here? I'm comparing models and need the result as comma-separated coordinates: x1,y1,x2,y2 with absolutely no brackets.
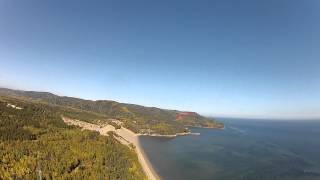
62,116,160,180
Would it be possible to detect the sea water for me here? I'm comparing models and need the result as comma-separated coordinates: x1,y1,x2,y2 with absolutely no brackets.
139,118,320,180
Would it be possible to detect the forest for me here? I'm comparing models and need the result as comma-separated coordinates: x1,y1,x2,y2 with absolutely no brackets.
0,96,145,179
0,88,224,135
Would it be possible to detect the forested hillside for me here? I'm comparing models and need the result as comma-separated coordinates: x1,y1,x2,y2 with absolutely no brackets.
0,88,224,179
0,96,145,179
0,88,224,135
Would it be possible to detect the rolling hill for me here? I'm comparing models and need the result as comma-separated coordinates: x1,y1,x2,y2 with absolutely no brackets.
0,88,224,135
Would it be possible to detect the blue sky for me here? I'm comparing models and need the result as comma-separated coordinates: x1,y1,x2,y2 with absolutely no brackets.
0,0,319,119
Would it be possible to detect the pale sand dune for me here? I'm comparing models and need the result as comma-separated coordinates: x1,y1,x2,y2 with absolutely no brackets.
62,116,160,180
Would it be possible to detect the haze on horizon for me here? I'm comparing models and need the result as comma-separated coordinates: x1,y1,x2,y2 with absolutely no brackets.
0,0,319,120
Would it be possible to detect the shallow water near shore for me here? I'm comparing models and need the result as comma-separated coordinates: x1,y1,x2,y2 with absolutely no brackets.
139,118,320,180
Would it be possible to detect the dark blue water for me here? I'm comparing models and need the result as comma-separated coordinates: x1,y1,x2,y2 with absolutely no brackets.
140,118,320,180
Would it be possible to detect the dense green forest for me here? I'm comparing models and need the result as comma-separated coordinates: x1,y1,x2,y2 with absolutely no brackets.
0,88,224,135
0,96,145,179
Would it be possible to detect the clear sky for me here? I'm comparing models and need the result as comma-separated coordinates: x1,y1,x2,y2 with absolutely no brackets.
0,0,319,119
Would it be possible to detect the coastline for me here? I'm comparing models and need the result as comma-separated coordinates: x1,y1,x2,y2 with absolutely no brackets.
138,132,200,138
136,125,225,138
136,138,161,180
62,116,160,180
114,127,160,180
61,116,223,180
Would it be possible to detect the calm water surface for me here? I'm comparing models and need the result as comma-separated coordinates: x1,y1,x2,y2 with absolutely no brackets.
140,118,320,180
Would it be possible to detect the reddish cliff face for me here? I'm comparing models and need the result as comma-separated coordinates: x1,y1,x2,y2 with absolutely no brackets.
176,112,197,120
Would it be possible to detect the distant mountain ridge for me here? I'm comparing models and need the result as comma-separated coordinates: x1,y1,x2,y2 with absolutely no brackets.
0,87,224,135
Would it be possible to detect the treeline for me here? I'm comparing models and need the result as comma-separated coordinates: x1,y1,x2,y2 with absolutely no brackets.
0,96,145,179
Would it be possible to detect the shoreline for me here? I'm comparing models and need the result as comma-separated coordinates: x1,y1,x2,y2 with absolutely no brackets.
136,138,161,180
114,127,160,180
137,125,225,138
137,132,200,138
62,116,160,180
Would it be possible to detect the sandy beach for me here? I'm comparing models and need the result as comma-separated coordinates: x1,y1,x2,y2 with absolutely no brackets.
62,116,160,180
